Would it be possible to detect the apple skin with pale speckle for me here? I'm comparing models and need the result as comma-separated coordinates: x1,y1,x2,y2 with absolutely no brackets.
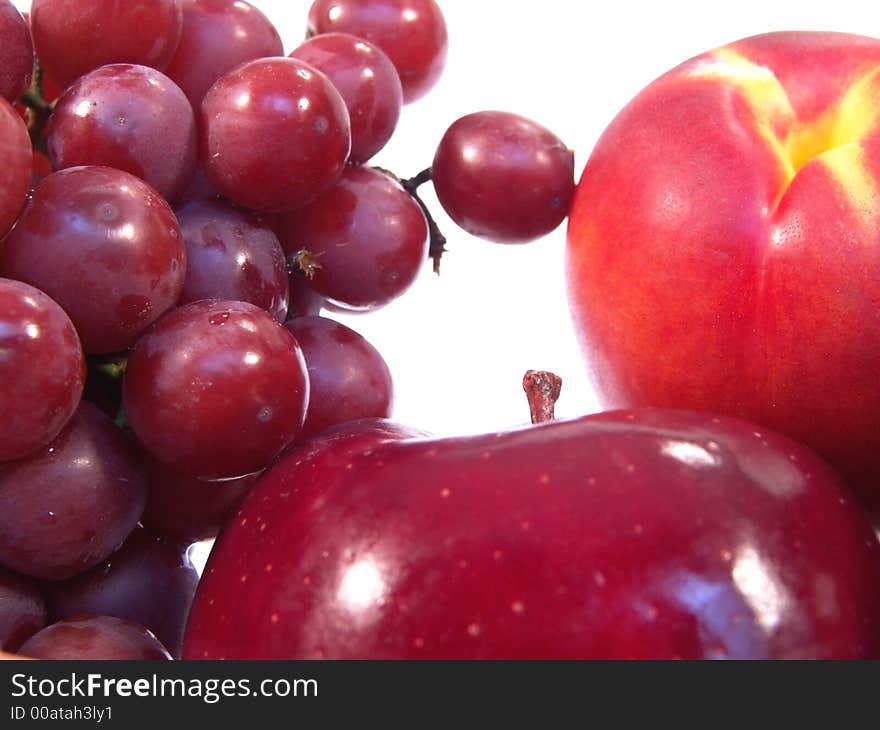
183,410,880,660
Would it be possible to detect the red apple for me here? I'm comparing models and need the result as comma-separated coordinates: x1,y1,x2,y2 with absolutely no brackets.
183,410,880,659
566,31,880,517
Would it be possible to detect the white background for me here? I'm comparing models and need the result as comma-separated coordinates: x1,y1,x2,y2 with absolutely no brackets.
12,0,880,437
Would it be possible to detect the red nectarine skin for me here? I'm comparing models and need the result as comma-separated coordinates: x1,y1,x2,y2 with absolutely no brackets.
184,411,880,660
567,32,880,515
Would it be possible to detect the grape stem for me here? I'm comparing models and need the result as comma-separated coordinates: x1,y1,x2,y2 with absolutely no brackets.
399,167,447,275
19,58,53,154
522,370,562,424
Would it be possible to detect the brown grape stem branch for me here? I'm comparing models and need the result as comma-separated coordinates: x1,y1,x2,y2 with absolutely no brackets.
19,59,53,154
522,370,562,424
400,168,447,275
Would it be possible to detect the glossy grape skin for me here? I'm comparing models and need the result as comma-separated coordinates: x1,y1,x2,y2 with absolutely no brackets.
141,454,259,543
123,299,310,480
0,166,186,354
285,316,393,438
0,402,147,581
307,0,447,104
287,271,325,319
279,166,428,311
165,0,283,109
0,98,31,238
290,33,402,163
0,1,32,103
175,198,289,322
47,65,198,203
0,279,86,462
431,111,575,243
30,0,184,89
0,567,45,652
200,57,351,213
43,526,198,658
20,616,171,660
186,411,880,660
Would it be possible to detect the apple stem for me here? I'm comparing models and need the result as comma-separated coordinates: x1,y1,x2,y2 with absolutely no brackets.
522,370,562,424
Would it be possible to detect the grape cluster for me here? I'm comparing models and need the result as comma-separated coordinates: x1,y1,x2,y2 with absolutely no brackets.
0,0,574,659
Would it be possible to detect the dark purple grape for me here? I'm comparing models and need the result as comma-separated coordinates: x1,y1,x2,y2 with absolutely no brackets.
0,402,147,581
0,97,31,239
141,453,258,543
0,166,187,354
200,57,351,213
279,166,427,311
43,526,198,658
431,111,575,243
0,279,86,462
123,299,309,479
30,0,184,89
0,0,32,103
19,616,171,660
46,64,198,203
175,198,289,321
287,270,325,319
307,0,448,103
0,567,45,652
290,32,402,163
165,0,283,109
285,316,393,438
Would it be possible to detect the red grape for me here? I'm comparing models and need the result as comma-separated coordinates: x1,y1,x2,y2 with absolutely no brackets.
43,526,198,658
200,57,351,213
19,616,171,660
0,402,147,581
0,98,31,239
307,0,447,103
175,198,289,321
0,567,45,652
290,32,402,163
0,279,86,462
123,299,310,479
0,0,32,103
279,166,428,311
165,0,283,109
285,316,393,438
431,111,575,243
46,64,198,202
0,166,186,354
141,454,259,543
30,0,184,88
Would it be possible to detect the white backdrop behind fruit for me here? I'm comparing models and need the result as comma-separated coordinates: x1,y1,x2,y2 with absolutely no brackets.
11,0,878,573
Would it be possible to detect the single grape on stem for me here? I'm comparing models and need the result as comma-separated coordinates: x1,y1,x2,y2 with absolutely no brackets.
43,526,199,659
279,166,428,311
307,0,448,104
200,57,351,213
0,279,86,462
0,166,187,354
0,97,31,239
0,0,32,103
164,0,283,110
290,32,403,163
47,64,198,203
0,402,147,581
29,0,184,88
285,316,394,439
175,198,290,322
431,110,575,243
123,299,310,480
19,616,171,660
